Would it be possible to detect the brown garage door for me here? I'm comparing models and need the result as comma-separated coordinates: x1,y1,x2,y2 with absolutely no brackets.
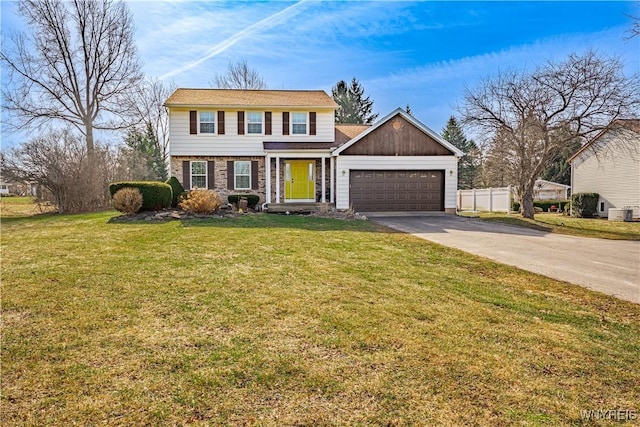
350,170,444,212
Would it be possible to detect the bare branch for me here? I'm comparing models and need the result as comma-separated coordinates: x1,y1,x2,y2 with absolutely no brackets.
210,59,267,90
1,0,143,157
460,51,640,218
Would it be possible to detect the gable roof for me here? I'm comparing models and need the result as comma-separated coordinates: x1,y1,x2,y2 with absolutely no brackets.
164,88,338,109
332,108,464,156
568,119,640,163
535,179,570,189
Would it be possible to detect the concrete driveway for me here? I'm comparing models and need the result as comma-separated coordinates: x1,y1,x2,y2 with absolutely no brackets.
370,214,640,304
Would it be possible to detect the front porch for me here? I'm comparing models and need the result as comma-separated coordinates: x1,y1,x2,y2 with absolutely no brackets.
264,147,335,205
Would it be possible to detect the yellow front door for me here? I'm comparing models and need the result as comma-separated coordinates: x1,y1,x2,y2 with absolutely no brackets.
285,160,315,200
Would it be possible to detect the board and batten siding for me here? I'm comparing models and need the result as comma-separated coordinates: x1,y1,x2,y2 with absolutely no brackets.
335,156,459,211
571,130,640,216
169,108,335,156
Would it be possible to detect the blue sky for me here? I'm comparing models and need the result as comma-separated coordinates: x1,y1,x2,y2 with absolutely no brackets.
1,1,638,148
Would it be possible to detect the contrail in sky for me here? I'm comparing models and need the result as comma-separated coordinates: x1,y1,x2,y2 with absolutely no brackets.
160,0,309,80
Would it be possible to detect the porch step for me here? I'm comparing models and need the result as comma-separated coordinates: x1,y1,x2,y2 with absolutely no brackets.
264,202,335,214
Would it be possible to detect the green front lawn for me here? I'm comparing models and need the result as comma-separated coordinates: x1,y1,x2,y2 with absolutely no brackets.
2,210,639,425
473,212,640,240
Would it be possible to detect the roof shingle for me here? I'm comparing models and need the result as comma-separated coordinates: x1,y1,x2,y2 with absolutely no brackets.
165,88,338,108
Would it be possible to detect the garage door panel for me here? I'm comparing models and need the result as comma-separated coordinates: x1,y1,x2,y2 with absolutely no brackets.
350,169,443,212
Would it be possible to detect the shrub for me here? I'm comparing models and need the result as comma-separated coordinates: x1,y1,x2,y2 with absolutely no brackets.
180,189,222,214
571,192,599,218
112,187,143,214
512,199,569,213
228,194,260,209
109,181,172,211
166,176,185,208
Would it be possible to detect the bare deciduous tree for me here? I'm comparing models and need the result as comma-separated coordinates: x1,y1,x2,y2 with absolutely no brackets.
210,59,267,90
1,0,143,164
1,129,119,213
460,51,639,218
126,78,176,179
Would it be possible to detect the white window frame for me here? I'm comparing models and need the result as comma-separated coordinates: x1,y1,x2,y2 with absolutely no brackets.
234,161,251,190
191,160,207,189
246,111,263,135
291,112,308,135
198,111,216,134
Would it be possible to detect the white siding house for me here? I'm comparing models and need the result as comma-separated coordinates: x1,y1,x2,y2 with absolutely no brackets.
165,89,462,212
569,119,640,218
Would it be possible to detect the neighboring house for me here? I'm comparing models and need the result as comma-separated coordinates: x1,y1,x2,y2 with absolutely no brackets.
165,89,463,213
569,119,640,218
0,179,37,196
533,179,570,201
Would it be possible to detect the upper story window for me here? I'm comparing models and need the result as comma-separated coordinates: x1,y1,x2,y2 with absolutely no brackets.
247,112,263,134
292,112,307,135
199,111,215,134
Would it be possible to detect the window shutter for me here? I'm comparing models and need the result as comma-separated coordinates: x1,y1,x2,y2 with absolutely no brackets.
310,112,317,135
207,161,215,189
227,161,234,189
251,161,259,190
237,111,245,135
217,111,225,135
182,161,191,189
189,111,197,135
265,112,272,135
282,112,289,135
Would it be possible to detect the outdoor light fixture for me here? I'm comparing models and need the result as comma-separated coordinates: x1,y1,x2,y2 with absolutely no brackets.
342,170,346,176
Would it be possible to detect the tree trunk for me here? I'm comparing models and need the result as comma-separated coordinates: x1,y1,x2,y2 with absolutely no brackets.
521,186,535,219
85,121,97,181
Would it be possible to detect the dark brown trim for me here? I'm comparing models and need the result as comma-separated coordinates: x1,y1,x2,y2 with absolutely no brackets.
207,161,215,189
217,111,225,135
282,112,290,135
251,161,259,190
237,111,245,135
189,111,197,135
310,112,316,135
227,161,234,189
182,161,191,189
265,112,272,135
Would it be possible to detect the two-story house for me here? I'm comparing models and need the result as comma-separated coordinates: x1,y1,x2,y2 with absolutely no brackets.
165,88,462,213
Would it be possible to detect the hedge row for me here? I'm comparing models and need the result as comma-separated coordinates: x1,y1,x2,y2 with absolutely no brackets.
512,199,570,212
109,181,172,211
166,176,185,208
571,192,599,218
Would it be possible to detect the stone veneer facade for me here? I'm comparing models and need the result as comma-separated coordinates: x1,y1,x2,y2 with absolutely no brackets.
172,156,332,205
171,156,266,204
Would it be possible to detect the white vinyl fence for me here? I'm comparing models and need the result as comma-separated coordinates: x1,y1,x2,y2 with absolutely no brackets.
457,186,513,212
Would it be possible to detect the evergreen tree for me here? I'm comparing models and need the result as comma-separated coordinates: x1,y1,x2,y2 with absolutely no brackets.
331,78,379,124
540,138,582,185
442,116,480,189
123,124,167,181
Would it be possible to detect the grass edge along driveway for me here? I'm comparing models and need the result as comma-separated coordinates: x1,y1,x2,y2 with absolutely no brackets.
2,211,639,426
463,211,640,241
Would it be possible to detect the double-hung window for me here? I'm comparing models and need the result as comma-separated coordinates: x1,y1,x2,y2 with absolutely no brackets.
191,161,207,188
247,112,263,134
234,161,251,189
199,111,215,134
292,112,307,135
